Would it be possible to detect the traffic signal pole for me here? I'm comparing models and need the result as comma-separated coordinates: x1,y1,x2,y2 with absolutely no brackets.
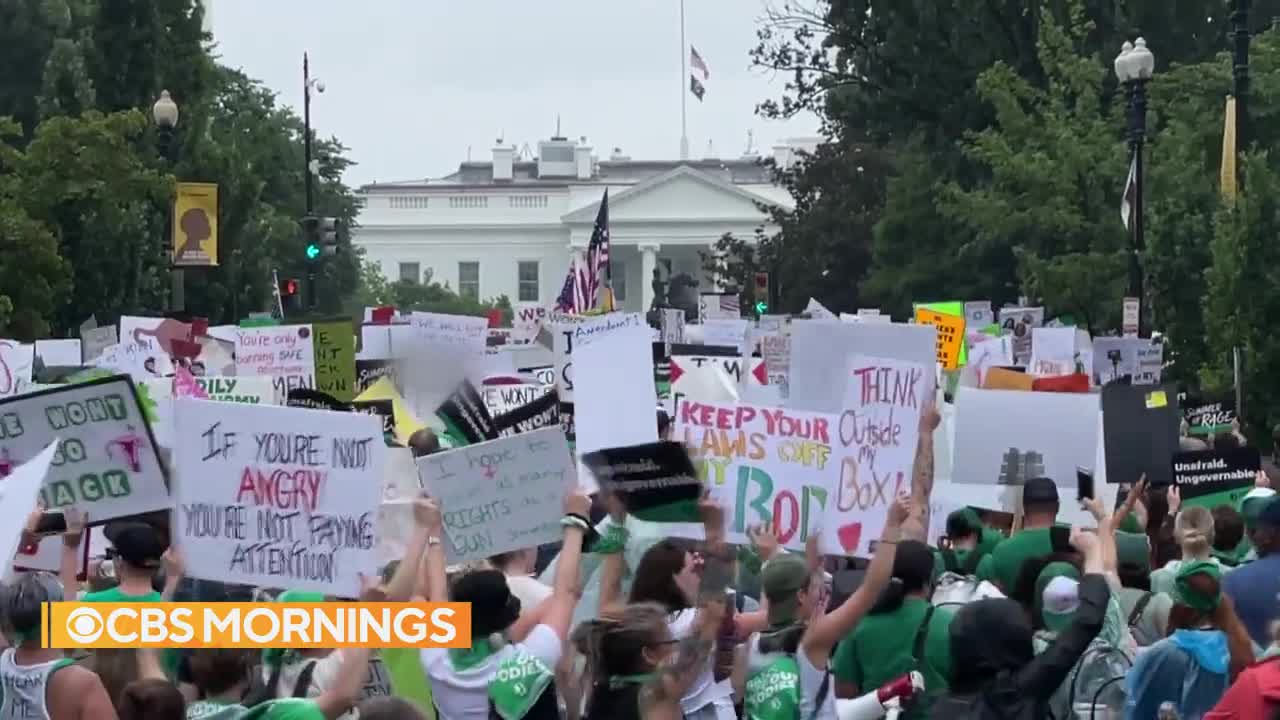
303,53,317,310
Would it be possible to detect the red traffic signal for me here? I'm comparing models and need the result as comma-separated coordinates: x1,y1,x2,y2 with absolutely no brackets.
754,272,770,291
282,279,300,296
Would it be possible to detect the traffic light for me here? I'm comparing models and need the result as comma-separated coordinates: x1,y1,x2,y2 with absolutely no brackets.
282,278,300,296
318,217,342,257
753,271,770,315
301,216,321,261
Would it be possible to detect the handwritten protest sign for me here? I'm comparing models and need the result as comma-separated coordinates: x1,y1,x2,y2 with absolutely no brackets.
494,390,561,438
313,321,356,402
513,303,548,345
483,382,552,418
998,307,1044,366
0,377,170,522
416,427,574,563
195,377,276,405
0,341,34,399
676,399,838,552
1029,327,1077,377
762,335,791,397
408,312,488,356
236,325,316,401
552,313,644,403
0,443,59,577
173,399,385,597
789,321,936,415
824,356,926,554
914,308,965,370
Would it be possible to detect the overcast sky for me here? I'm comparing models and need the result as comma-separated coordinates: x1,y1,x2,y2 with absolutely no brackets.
209,0,820,187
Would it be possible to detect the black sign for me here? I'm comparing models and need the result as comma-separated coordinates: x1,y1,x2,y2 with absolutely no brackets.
286,388,350,413
355,360,396,395
352,399,395,436
1182,397,1236,437
494,389,561,438
1102,384,1180,485
581,441,703,524
436,380,498,445
1172,447,1260,501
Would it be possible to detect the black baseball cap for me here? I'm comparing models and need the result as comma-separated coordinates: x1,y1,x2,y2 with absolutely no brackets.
105,522,166,569
1023,477,1060,505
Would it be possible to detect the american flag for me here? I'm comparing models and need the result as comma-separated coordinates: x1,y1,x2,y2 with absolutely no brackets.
555,190,611,312
690,47,710,80
718,294,740,315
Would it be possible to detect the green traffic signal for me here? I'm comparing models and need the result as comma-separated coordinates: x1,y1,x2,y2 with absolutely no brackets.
754,301,768,314
305,243,321,260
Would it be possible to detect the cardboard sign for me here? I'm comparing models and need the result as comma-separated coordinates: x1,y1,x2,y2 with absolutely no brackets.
313,321,356,402
827,356,926,555
236,325,316,401
173,399,386,597
1102,384,1180,486
1174,448,1260,509
1092,337,1160,386
13,530,90,579
436,380,498,445
0,443,59,574
416,427,574,564
513,303,548,345
789,321,936,414
0,341,34,398
35,339,82,368
195,377,276,405
676,399,840,552
494,390,561,438
998,307,1044,366
968,337,1014,387
408,312,488,356
703,319,750,352
582,441,702,524
804,298,836,320
914,308,965,370
1183,398,1235,437
80,326,119,365
0,377,170,522
552,313,645,403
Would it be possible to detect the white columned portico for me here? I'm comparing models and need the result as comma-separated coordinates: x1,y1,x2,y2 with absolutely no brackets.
639,243,660,312
711,248,727,292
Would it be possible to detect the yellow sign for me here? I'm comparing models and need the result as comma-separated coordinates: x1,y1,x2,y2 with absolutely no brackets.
172,182,218,267
1145,390,1168,409
915,308,966,370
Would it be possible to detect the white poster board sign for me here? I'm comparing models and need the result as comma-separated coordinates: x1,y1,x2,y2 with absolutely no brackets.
235,325,316,401
0,443,59,572
573,323,658,480
194,376,278,405
482,382,552,418
512,304,548,345
35,339,81,368
416,427,574,563
552,313,643,404
0,341,35,398
1029,327,1078,377
173,399,385,597
698,293,739,322
788,321,936,414
81,326,119,365
408,312,488,356
0,377,170,521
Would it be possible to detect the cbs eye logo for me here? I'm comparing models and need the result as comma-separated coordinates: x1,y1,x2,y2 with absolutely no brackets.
64,607,105,643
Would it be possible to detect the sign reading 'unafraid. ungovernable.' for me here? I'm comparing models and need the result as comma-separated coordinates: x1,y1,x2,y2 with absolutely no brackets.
173,399,386,597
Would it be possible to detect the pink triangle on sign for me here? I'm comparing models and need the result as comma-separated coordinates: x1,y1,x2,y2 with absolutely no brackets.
753,360,768,385
669,358,685,384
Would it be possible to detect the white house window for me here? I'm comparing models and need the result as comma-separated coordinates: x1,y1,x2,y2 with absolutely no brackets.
612,260,626,301
459,262,480,300
517,261,539,302
398,262,420,283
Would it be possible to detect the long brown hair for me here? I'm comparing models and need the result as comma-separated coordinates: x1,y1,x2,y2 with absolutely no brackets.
1166,573,1254,679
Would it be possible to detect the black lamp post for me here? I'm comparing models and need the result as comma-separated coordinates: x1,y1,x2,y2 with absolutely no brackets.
1115,38,1155,337
303,53,324,309
1232,0,1250,180
152,90,182,312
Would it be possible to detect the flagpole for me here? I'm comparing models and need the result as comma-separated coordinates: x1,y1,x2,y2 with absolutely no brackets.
679,0,689,160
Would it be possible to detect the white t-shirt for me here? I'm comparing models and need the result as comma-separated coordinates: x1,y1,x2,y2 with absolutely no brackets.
505,574,553,612
422,624,563,720
668,609,735,719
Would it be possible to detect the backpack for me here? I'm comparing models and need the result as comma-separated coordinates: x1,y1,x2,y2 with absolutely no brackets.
931,548,1003,607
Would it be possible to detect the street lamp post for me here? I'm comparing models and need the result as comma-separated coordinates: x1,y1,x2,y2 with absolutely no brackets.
1232,0,1251,178
152,90,182,313
1115,38,1155,337
303,54,323,308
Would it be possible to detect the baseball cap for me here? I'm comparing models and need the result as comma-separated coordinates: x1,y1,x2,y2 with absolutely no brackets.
106,522,165,569
762,553,811,627
1040,575,1080,633
1023,477,1060,505
451,569,521,636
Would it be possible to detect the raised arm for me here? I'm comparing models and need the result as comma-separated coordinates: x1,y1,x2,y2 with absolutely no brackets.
904,404,940,543
802,495,910,669
510,490,590,643
420,497,449,604
160,547,184,601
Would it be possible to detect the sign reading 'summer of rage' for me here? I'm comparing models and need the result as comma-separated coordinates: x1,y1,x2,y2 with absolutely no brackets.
416,427,575,564
173,399,386,597
0,377,169,522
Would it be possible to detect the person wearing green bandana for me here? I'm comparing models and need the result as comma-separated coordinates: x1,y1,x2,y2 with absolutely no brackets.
421,489,592,720
932,508,997,579
1125,561,1255,719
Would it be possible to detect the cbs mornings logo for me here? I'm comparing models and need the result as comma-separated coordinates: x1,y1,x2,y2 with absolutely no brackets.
44,602,471,649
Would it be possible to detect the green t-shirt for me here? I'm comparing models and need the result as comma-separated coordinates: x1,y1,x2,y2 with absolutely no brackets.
977,527,1054,592
81,587,163,603
187,699,249,720
832,598,954,719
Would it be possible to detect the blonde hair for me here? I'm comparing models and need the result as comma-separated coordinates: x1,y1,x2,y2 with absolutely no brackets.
1175,506,1215,559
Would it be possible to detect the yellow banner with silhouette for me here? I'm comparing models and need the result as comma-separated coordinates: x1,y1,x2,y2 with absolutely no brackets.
172,182,218,267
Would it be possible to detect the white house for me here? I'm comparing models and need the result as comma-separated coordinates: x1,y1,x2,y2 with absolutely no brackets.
352,134,811,314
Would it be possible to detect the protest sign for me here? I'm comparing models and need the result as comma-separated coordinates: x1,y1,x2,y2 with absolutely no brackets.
408,312,488,356
0,443,59,577
675,399,839,552
1029,327,1078,377
670,353,740,408
661,309,686,345
356,359,396,396
1092,337,1142,385
313,321,356,402
1174,448,1261,510
0,341,34,398
494,390,561,438
761,334,791,396
0,377,170,522
825,356,927,555
968,336,1014,387
965,301,995,329
1102,384,1180,486
789,321,936,415
804,298,836,320
35,339,81,368
573,322,658,484
355,378,427,446
482,382,551,418
513,303,548,345
998,307,1045,366
914,308,965,370
703,319,750,352
352,399,396,435
375,447,421,567
1183,398,1235,437
13,530,90,579
195,377,276,405
416,427,574,564
81,326,118,364
236,325,316,401
436,380,498,445
953,387,1099,490
1135,341,1164,385
287,388,351,413
582,441,702,524
173,399,385,597
552,313,644,403
698,293,740,322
